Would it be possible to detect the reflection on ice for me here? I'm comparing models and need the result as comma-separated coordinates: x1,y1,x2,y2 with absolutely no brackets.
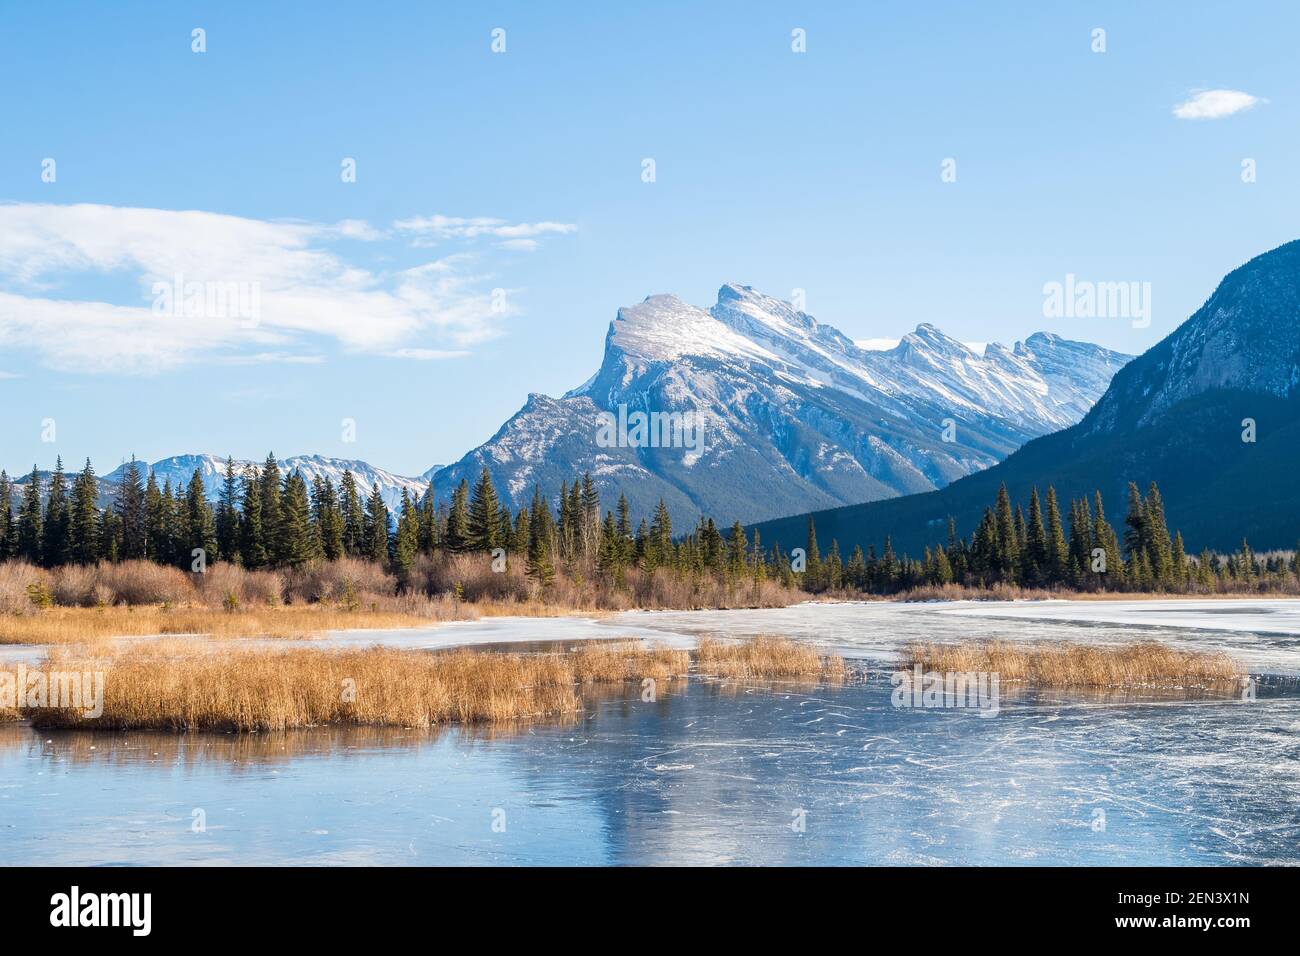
3,671,1298,866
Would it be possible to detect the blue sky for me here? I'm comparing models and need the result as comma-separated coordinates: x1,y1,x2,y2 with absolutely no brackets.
1,1,1295,476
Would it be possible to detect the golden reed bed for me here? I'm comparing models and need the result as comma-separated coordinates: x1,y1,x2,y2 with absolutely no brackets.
0,601,611,646
1,636,843,732
903,639,1241,687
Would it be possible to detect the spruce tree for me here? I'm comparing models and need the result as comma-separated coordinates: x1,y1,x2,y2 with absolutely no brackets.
1092,490,1123,589
467,466,501,552
144,472,166,563
726,521,748,578
69,458,100,564
184,468,218,569
312,476,344,561
1044,486,1069,584
993,484,1019,583
0,470,12,561
340,470,365,557
1025,487,1048,585
276,471,316,567
42,457,70,567
115,457,147,560
418,482,438,555
240,465,267,569
804,517,822,591
393,489,420,583
16,467,42,563
445,479,470,552
526,485,555,586
215,456,241,562
259,454,283,564
363,483,390,564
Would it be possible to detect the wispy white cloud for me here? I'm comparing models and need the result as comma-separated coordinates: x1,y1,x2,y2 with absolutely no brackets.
394,214,577,250
0,202,574,373
1173,89,1263,120
384,348,471,360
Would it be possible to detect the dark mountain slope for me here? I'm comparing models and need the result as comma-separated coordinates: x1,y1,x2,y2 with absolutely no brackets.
752,241,1300,555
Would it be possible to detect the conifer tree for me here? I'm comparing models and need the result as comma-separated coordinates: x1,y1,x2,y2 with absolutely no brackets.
69,458,100,564
1144,482,1174,585
726,521,748,578
614,494,632,565
393,489,420,583
16,467,42,563
0,470,12,561
1092,490,1123,589
1024,487,1048,585
259,454,283,564
1122,482,1145,564
826,539,843,590
1044,486,1069,584
276,471,315,568
42,457,70,567
98,506,121,563
215,457,241,562
994,484,1019,582
417,483,439,556
649,500,673,568
312,476,344,561
804,517,822,591
240,465,267,569
363,483,390,564
445,479,470,552
144,472,166,563
184,468,218,569
526,485,555,587
339,470,365,557
511,507,531,558
467,467,501,552
115,457,147,560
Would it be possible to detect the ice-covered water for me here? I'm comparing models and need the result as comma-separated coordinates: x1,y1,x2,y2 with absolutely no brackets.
3,599,1299,865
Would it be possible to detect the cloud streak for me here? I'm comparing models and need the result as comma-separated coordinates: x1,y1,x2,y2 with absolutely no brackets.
1173,89,1263,120
0,203,574,373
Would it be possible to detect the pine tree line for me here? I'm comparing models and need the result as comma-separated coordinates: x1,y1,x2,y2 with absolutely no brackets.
795,480,1290,595
0,460,1290,596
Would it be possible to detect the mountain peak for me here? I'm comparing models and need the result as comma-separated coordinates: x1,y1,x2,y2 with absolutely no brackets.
896,322,972,356
433,282,1131,527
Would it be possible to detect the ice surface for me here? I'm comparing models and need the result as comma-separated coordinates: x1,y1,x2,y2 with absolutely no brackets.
3,600,1298,866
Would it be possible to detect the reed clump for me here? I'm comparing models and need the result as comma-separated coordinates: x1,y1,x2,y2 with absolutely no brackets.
696,635,846,682
18,635,843,731
903,639,1241,687
571,641,691,682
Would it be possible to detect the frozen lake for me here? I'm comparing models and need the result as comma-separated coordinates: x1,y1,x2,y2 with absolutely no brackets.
3,599,1299,866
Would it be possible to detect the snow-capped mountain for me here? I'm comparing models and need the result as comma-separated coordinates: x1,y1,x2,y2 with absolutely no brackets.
428,284,1131,527
752,239,1300,553
103,454,429,511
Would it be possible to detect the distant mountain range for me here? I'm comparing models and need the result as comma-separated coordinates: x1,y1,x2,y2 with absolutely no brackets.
7,454,438,514
752,241,1300,554
5,285,1130,529
427,284,1129,528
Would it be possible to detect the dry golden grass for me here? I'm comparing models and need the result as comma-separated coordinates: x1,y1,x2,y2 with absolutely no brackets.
696,635,846,682
0,599,625,646
0,605,438,644
16,635,842,731
29,644,581,731
903,639,1241,687
571,641,690,682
